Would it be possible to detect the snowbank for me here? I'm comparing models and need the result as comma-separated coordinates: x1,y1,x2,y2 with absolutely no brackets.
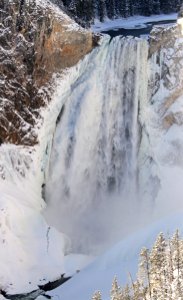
92,13,177,32
48,213,183,300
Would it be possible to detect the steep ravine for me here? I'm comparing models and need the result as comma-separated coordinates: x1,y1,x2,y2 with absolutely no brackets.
1,0,183,297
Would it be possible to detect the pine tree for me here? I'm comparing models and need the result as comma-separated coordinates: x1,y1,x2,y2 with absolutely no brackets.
121,284,131,300
141,0,153,16
105,0,116,19
90,232,183,300
149,233,168,299
111,277,123,300
92,291,102,300
153,0,160,14
131,280,144,300
98,0,106,21
176,0,182,12
170,230,183,299
160,0,175,13
138,247,152,299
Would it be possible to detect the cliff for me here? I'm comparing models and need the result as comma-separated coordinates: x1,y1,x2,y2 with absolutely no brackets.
138,20,183,207
0,0,95,146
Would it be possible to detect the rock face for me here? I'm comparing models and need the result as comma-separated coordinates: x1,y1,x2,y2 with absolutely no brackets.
139,21,183,205
0,0,95,146
149,23,183,127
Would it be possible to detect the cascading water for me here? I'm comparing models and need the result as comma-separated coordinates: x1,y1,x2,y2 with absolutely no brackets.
44,35,149,254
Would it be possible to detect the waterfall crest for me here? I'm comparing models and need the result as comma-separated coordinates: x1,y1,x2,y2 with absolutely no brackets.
44,36,149,254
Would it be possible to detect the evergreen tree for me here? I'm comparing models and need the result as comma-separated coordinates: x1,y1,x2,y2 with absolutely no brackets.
153,0,160,14
50,0,179,23
149,233,168,299
131,280,144,300
121,284,131,300
91,231,183,300
98,0,106,21
160,0,175,13
111,277,123,300
92,291,102,300
105,0,116,19
170,230,183,298
141,0,153,16
138,248,151,292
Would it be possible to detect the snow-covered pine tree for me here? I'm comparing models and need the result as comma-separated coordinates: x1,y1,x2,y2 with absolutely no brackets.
128,0,134,16
153,0,160,14
91,231,183,300
160,0,175,13
111,277,123,300
140,0,153,16
105,0,116,19
149,232,168,300
138,247,151,299
92,291,102,300
121,284,131,300
131,280,144,300
74,0,95,24
176,0,182,12
170,230,183,299
123,0,133,17
97,0,106,21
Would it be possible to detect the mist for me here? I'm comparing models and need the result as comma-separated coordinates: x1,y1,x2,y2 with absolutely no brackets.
43,34,183,256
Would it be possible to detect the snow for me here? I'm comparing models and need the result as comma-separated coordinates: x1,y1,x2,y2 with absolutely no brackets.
0,68,95,293
0,1,182,297
177,17,183,34
35,0,83,32
0,181,66,294
92,13,177,32
48,212,183,300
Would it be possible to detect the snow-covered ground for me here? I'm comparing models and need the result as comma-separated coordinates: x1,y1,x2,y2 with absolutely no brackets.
92,13,177,32
0,68,95,294
48,212,183,300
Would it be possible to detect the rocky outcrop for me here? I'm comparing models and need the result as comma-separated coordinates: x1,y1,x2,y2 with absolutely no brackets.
0,0,96,146
139,20,183,203
149,24,181,57
149,23,183,121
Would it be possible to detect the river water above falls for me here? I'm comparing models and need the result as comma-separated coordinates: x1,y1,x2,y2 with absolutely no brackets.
101,19,176,38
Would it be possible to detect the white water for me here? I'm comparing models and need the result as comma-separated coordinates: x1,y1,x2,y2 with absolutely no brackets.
45,36,149,255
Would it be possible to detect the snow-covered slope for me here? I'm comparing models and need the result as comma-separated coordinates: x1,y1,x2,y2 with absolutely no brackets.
0,74,94,293
48,212,183,300
0,0,97,292
92,13,177,32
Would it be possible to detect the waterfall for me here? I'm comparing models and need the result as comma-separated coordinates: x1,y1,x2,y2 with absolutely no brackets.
44,36,149,254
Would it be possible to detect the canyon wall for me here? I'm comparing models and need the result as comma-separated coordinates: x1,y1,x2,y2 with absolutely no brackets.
0,0,95,146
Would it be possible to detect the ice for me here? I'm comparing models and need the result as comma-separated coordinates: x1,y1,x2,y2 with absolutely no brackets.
48,212,183,300
92,13,177,32
44,35,149,255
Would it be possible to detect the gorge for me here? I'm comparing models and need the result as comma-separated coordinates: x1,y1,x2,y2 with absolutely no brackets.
1,1,183,299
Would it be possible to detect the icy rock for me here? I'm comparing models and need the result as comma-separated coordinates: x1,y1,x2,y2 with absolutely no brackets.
0,0,95,146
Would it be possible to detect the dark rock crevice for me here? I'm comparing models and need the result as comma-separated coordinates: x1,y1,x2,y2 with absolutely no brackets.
0,274,71,300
